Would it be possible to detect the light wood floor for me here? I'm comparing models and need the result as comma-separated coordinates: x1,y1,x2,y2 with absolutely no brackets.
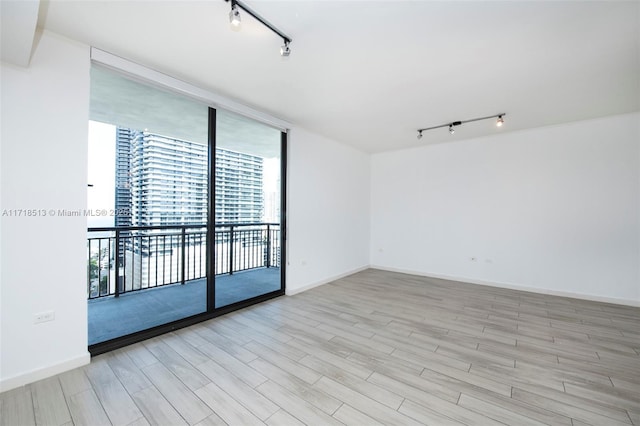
2,269,639,425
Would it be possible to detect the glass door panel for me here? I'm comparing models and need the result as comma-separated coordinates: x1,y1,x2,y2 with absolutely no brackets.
214,110,284,308
87,65,209,346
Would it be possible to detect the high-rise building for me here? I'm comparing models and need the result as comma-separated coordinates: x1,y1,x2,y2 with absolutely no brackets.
114,127,133,227
215,149,263,224
129,131,208,226
115,128,264,226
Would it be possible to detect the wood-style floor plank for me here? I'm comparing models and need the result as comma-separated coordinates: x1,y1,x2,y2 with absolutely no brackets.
1,269,638,426
313,376,423,426
143,340,211,391
511,387,633,425
244,341,321,385
264,409,305,426
246,357,342,415
254,380,343,426
130,386,187,426
31,377,72,426
66,389,111,426
195,359,279,421
141,362,212,425
58,369,92,398
0,387,36,426
84,358,144,425
104,349,153,395
332,404,385,426
397,399,463,426
195,382,264,426
196,343,266,388
300,356,404,410
457,393,548,426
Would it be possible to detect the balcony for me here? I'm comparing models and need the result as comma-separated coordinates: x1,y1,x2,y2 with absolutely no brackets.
87,223,281,345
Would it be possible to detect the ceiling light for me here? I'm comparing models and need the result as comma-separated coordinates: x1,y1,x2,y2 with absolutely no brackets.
226,0,292,56
417,113,506,139
229,3,241,27
280,41,291,57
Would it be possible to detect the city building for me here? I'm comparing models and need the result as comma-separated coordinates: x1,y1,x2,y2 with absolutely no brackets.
115,128,263,227
114,127,133,227
214,148,264,224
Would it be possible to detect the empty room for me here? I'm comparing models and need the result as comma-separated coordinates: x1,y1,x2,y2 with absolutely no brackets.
1,1,639,425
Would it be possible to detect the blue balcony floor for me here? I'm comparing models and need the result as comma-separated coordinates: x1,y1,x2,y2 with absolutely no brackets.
88,267,281,345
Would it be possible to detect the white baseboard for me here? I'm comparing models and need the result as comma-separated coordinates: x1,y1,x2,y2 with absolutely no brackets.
0,351,91,393
286,265,370,296
370,265,640,308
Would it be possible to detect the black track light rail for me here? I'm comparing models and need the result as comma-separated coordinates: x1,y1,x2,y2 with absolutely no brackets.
418,113,506,133
226,0,292,45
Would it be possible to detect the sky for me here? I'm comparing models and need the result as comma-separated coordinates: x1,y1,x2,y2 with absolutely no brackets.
87,120,116,228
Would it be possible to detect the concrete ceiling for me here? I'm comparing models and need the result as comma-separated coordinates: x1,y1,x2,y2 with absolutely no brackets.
36,0,640,153
90,65,282,158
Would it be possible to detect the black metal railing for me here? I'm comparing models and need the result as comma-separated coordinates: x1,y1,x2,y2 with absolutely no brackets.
87,223,280,299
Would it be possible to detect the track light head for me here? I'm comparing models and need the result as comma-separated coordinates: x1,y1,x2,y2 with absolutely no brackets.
449,124,455,134
280,41,291,56
496,115,504,127
226,0,293,57
417,131,423,140
229,4,241,27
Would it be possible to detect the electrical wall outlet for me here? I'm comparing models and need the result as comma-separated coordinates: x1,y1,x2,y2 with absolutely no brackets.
34,311,55,324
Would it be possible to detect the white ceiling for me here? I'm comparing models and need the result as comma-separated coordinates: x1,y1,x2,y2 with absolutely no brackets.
1,0,40,66
37,0,639,153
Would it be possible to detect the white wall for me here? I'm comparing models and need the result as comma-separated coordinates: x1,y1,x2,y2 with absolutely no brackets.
0,31,91,391
371,113,640,305
286,127,370,294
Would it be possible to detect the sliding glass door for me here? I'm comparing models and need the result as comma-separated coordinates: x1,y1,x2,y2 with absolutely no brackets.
87,66,286,354
213,109,285,308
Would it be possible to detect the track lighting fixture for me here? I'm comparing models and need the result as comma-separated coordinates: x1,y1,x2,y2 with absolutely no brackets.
229,3,241,27
280,41,291,57
417,113,506,139
225,0,293,56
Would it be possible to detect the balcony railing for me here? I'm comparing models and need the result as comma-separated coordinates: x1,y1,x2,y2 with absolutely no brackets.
87,223,280,299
